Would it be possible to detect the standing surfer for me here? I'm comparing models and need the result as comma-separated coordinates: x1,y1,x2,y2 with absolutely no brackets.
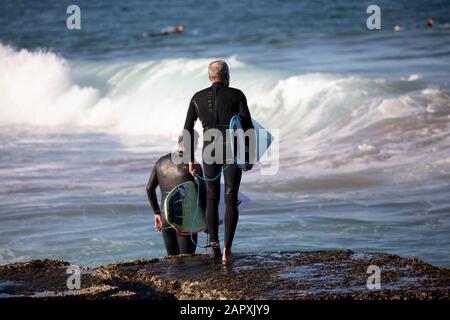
183,60,254,262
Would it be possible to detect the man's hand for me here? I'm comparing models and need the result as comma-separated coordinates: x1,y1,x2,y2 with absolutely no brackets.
154,214,162,232
188,162,196,177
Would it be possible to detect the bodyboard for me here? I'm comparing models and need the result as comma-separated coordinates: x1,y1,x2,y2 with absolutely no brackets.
164,181,206,235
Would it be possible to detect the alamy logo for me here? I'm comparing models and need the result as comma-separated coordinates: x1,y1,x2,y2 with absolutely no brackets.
171,128,279,175
366,265,381,290
366,5,381,30
66,265,81,290
66,5,81,30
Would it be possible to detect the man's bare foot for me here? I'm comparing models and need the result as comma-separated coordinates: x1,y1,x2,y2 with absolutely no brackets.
222,247,232,263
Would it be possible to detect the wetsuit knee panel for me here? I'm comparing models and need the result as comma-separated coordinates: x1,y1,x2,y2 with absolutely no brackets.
224,192,238,206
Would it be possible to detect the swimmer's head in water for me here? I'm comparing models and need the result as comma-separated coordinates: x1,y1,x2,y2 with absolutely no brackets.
177,24,185,33
208,60,230,85
427,17,436,27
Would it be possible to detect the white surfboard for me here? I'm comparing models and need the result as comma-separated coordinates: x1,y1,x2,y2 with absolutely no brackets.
229,115,274,169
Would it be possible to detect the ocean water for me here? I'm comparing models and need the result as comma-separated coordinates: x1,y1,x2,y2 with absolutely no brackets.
1,0,450,267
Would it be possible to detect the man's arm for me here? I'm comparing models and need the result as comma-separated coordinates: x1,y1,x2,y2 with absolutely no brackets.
239,92,256,169
238,91,254,131
146,166,161,215
184,97,198,172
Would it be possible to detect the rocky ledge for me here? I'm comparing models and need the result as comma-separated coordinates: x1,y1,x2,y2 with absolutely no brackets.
0,250,449,299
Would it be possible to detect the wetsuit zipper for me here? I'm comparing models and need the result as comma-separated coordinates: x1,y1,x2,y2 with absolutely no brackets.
213,87,219,126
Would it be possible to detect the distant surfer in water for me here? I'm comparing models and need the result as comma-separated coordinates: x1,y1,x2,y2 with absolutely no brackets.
424,17,450,30
393,24,404,32
426,17,437,28
393,17,450,31
142,24,185,38
183,60,254,262
146,133,206,256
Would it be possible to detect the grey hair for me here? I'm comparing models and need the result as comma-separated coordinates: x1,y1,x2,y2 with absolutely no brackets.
208,60,229,82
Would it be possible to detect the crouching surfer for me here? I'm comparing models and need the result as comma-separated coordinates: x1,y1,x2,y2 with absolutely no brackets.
146,133,206,256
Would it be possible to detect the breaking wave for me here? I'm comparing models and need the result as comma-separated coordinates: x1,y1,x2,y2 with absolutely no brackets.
1,43,449,172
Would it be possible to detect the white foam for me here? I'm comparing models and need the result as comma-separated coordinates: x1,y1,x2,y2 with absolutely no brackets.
0,45,99,126
408,74,421,81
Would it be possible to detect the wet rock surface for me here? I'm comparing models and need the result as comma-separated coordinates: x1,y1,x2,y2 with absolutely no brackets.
1,250,449,299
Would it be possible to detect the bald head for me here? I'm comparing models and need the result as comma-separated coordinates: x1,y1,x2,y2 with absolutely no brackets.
208,60,229,85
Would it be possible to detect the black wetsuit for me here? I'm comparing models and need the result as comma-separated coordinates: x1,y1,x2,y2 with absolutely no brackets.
146,152,206,255
183,82,253,249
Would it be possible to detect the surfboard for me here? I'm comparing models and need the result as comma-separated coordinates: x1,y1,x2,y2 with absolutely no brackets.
229,115,274,169
164,181,206,235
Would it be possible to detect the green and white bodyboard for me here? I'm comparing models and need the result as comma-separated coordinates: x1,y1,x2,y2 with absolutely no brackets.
164,181,206,235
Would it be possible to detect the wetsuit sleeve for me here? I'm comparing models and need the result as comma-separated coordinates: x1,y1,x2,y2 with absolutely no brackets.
183,97,198,163
146,166,161,215
239,92,256,168
238,92,254,131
